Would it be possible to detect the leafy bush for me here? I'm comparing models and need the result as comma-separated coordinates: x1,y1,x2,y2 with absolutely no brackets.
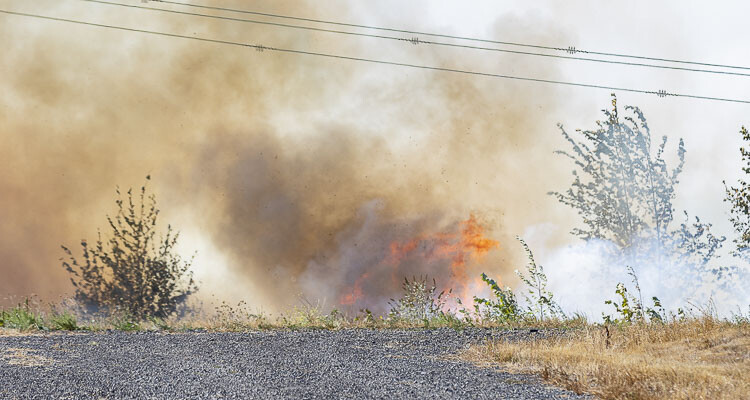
473,273,520,323
603,266,666,324
387,276,451,323
280,301,344,330
61,178,198,320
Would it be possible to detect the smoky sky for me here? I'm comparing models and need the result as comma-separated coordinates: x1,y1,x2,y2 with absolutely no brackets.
0,0,579,310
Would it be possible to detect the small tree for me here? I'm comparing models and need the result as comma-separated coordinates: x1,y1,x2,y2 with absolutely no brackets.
724,126,750,259
61,178,197,319
551,95,723,272
551,95,685,251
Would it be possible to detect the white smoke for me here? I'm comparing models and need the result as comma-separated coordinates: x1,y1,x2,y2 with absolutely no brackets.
523,223,750,321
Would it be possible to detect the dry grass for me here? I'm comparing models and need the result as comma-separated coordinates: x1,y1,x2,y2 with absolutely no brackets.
466,317,750,399
0,328,49,337
2,348,54,367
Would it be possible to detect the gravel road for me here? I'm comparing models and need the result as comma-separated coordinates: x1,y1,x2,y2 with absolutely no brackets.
1,328,589,399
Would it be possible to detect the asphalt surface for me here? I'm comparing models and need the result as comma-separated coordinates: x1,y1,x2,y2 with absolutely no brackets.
0,328,590,399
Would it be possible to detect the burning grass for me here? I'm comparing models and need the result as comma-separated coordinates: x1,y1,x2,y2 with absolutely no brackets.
338,213,500,309
465,316,750,400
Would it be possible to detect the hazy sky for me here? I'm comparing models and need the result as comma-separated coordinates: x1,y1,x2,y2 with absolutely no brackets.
350,0,750,237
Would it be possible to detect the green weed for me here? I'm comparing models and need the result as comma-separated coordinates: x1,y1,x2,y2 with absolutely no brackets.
0,300,45,331
110,313,141,331
49,311,79,331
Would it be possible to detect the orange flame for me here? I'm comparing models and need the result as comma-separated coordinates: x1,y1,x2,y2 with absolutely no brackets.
339,214,499,307
340,272,368,305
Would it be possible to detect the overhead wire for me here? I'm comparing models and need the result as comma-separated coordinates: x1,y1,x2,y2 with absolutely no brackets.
149,0,750,73
81,0,750,78
1,9,749,105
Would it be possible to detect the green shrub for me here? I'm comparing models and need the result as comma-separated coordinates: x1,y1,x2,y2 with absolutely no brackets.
61,177,198,320
603,266,666,324
387,276,451,325
1,300,45,331
50,310,79,331
515,237,565,321
110,312,141,331
473,273,521,323
212,300,269,331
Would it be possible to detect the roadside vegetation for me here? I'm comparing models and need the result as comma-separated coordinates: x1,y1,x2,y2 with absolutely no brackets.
462,100,749,400
61,176,197,320
466,313,749,400
464,259,749,400
0,274,581,333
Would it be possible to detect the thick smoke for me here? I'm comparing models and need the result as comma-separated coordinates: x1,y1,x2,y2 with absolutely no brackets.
523,224,750,319
1,0,590,311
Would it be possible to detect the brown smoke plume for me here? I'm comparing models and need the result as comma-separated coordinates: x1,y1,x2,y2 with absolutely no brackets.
0,0,576,311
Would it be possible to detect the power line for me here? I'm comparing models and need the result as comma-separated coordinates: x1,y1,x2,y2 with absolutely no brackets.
150,0,750,73
82,0,750,78
1,9,749,105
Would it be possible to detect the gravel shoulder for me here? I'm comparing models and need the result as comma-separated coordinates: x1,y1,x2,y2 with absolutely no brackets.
0,328,590,399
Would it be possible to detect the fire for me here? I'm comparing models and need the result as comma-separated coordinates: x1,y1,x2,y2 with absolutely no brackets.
340,272,368,305
457,214,500,263
338,214,500,307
